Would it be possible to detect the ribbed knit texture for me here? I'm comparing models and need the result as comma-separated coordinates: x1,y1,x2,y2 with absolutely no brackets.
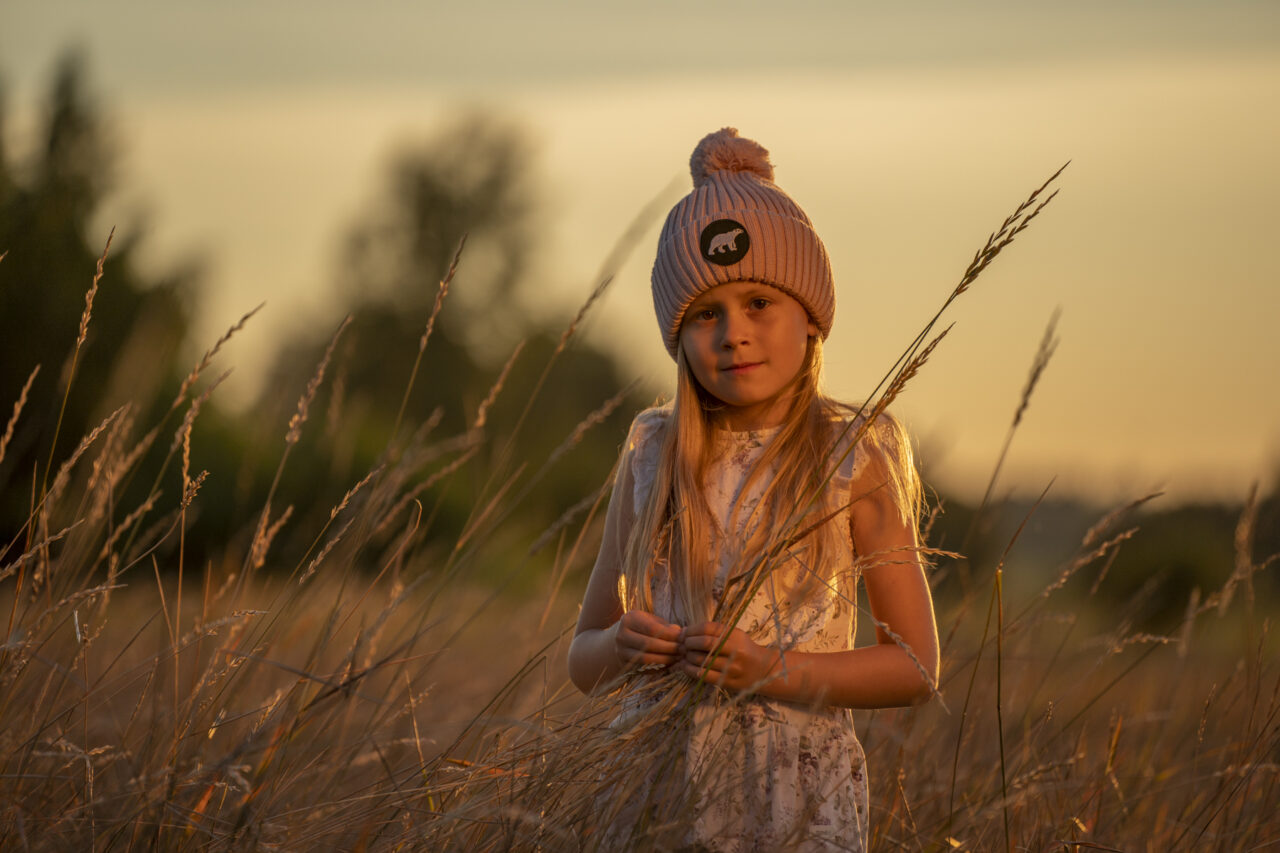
651,129,834,358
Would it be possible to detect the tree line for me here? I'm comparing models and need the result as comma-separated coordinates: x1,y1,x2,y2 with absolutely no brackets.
1,51,1274,627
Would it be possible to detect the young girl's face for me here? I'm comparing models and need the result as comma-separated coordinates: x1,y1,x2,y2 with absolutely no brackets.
679,280,818,431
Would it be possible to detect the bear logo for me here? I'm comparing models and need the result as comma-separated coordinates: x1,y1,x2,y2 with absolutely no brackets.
699,219,750,267
707,228,743,256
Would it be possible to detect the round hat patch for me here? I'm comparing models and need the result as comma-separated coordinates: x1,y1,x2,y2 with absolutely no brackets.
699,219,750,267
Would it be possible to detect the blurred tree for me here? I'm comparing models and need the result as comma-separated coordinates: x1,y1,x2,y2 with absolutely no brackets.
0,51,193,533
344,115,534,321
1101,503,1241,631
924,487,1280,631
256,115,648,574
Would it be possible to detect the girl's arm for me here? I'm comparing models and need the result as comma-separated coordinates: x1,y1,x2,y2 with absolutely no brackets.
568,427,682,694
569,587,682,694
680,443,940,708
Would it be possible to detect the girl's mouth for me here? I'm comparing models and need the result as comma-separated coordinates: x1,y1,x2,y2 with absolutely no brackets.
723,362,763,374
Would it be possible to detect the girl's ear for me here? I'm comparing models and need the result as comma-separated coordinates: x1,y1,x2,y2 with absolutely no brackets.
807,320,818,337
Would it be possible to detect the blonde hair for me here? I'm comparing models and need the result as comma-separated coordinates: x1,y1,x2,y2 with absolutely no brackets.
619,335,922,627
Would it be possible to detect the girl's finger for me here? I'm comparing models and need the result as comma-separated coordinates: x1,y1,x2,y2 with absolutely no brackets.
619,630,680,654
681,633,728,652
680,622,725,641
635,652,678,666
625,611,682,640
623,647,679,665
681,661,727,685
623,634,680,652
690,654,733,676
623,650,674,667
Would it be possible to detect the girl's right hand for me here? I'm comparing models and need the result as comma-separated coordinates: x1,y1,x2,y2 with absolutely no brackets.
612,610,682,670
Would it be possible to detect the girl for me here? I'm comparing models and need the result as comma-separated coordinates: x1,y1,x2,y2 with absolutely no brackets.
568,128,939,852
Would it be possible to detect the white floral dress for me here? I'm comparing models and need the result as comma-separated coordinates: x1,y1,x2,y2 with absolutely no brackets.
604,410,870,853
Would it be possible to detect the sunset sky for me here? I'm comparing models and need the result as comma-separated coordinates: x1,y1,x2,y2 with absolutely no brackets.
3,1,1278,504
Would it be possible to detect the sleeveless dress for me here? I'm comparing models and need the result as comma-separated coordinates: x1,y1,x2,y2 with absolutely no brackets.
603,410,870,853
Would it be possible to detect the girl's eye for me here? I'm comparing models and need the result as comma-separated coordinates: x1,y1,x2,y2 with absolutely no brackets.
695,308,717,321
749,298,770,310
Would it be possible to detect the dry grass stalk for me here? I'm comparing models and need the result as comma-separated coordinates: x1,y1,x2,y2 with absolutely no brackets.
287,315,352,445
75,228,113,351
249,505,294,571
856,164,1067,433
1011,310,1060,431
0,519,84,583
464,381,636,590
473,339,525,431
970,312,1061,540
181,470,210,510
83,404,134,506
953,163,1067,301
291,464,386,585
548,182,677,367
96,491,160,562
299,515,356,585
536,480,613,632
864,598,949,707
392,236,467,442
0,364,39,469
496,269,626,469
453,460,527,555
375,443,479,539
1081,492,1161,550
172,302,264,411
421,236,465,356
1036,526,1139,605
554,275,611,360
1220,483,1259,616
331,464,385,523
539,382,635,474
105,421,159,496
170,370,230,456
44,405,127,512
325,338,353,438
528,479,610,558
878,324,952,415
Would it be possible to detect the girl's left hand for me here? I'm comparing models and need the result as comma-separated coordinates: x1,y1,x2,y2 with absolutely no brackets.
678,622,778,691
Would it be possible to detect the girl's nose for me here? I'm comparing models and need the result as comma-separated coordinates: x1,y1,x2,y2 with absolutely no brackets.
719,312,748,349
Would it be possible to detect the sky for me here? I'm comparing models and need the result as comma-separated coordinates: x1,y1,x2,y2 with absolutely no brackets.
2,1,1278,505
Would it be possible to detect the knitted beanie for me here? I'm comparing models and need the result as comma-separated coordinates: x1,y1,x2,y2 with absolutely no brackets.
651,127,834,359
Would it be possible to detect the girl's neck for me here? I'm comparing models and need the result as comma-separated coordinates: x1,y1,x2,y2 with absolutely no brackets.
707,393,797,433
711,415,784,435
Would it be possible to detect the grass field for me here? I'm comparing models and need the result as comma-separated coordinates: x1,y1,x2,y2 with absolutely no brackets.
2,491,1275,851
2,176,1277,851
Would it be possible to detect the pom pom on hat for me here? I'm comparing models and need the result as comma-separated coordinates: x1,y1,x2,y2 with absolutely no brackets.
690,127,774,187
651,128,835,359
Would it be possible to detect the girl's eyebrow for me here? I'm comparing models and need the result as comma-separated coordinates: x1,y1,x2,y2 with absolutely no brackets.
688,285,777,313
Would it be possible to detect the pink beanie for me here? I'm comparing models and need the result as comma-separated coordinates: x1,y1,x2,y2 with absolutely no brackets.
650,127,834,359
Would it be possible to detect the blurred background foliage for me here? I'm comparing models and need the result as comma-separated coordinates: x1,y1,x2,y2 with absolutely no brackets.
0,52,646,589
0,52,194,539
1,51,1276,622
